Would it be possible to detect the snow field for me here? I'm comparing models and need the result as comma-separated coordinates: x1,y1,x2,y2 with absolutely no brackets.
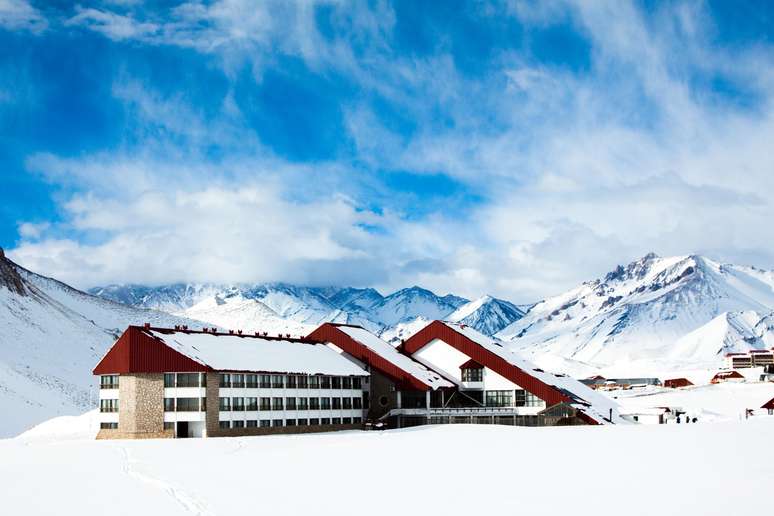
3,415,774,516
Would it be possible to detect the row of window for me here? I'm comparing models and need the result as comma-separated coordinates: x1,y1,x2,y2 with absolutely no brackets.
219,396,363,412
164,397,206,412
164,373,206,388
218,417,362,429
219,373,363,390
485,390,543,407
100,422,118,429
100,399,119,413
100,375,119,389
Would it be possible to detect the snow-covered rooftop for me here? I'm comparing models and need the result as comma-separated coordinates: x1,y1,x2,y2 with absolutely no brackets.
441,322,626,424
335,325,454,389
148,329,368,376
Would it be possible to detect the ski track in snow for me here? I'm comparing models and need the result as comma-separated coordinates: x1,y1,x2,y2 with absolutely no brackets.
118,446,214,516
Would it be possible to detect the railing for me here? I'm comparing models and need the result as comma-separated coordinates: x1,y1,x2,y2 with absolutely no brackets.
389,407,523,417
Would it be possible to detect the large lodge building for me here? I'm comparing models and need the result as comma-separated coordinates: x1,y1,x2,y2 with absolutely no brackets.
94,320,624,439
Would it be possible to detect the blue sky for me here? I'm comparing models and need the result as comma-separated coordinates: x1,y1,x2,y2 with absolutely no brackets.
2,1,774,301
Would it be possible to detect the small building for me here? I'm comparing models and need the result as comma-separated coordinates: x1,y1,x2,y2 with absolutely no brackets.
580,376,661,391
762,397,774,415
664,378,693,389
725,353,753,369
94,325,369,439
749,349,774,367
620,407,674,425
710,370,746,384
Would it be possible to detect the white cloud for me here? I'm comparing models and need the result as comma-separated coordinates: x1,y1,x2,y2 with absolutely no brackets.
0,0,47,33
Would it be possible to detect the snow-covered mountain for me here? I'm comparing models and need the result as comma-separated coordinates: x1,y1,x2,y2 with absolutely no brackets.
448,295,526,336
0,250,200,438
497,253,774,374
89,283,500,341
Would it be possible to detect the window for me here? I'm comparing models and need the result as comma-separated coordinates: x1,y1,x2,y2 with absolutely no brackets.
310,418,320,426
378,395,389,407
246,374,258,388
231,397,245,411
201,373,207,387
353,417,362,424
321,397,331,410
164,398,175,412
285,397,297,410
297,398,309,410
163,422,174,430
176,373,201,387
176,398,201,412
286,419,296,427
100,422,118,429
231,374,245,388
462,367,484,382
342,377,352,389
259,375,271,388
219,421,231,429
233,420,245,428
298,418,308,426
514,390,542,407
246,397,258,411
100,399,118,413
485,390,513,407
286,375,297,388
309,397,320,410
260,420,271,428
321,417,331,425
332,417,341,425
201,398,207,411
271,375,284,388
343,417,351,424
332,398,342,409
260,397,271,411
164,373,175,388
247,420,258,428
219,397,231,411
353,397,362,409
219,374,231,388
352,377,361,389
331,377,342,389
272,397,283,410
309,376,320,389
272,419,283,427
100,375,119,389
297,376,308,389
342,398,352,409
320,377,331,389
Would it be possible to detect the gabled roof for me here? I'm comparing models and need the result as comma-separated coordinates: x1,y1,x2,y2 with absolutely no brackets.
306,323,453,390
712,370,746,380
762,397,774,410
94,326,368,376
402,321,626,425
459,359,483,370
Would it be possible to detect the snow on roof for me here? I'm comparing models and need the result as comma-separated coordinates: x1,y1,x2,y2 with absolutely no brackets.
148,330,368,376
335,325,454,389
442,322,627,424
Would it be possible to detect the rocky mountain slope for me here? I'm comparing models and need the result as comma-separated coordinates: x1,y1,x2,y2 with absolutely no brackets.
0,250,199,437
497,253,774,374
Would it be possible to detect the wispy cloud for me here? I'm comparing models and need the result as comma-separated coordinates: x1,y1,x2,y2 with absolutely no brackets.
0,0,47,33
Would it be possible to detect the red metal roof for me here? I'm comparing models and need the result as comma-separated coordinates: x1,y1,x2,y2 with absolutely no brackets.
93,326,211,375
306,323,442,391
664,378,693,388
761,398,774,410
459,359,483,370
401,320,574,410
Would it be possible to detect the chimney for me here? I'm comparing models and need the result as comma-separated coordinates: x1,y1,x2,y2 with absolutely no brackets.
254,331,260,337
144,322,150,329
183,325,188,331
229,329,234,335
285,333,291,339
238,330,243,335
262,331,268,336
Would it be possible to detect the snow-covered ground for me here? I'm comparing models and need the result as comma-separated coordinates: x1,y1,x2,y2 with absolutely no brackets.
3,412,774,516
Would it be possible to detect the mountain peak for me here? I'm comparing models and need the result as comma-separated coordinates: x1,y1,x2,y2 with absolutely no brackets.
0,250,27,296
